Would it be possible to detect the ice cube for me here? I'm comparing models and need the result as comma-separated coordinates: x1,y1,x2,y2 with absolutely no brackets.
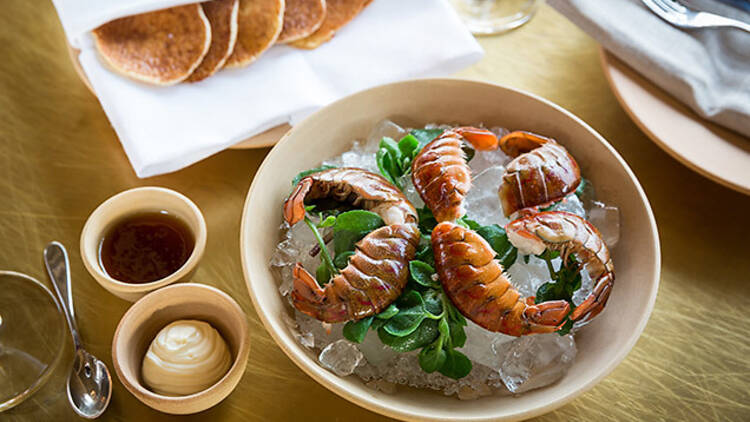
422,123,452,132
498,333,576,393
488,126,510,139
456,383,494,401
358,329,399,367
577,179,596,209
365,379,398,394
281,312,316,349
399,175,424,208
270,219,336,297
572,268,594,307
298,332,315,349
319,340,364,377
459,321,515,370
275,266,293,296
323,141,379,172
368,120,407,149
320,138,378,172
506,255,556,298
296,312,343,348
281,312,298,332
470,149,511,174
549,194,586,218
465,166,508,227
588,201,620,247
354,360,380,381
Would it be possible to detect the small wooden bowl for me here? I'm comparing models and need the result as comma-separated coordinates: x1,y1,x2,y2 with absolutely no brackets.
112,283,250,415
80,186,207,302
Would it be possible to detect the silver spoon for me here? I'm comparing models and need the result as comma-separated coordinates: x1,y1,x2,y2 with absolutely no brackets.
44,241,111,419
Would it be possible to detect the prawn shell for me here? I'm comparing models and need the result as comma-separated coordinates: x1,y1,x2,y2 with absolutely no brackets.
432,222,569,336
284,167,418,226
505,211,615,325
411,134,471,222
498,134,581,217
291,223,420,323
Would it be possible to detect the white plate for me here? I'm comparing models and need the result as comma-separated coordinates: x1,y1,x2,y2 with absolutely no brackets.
599,48,750,195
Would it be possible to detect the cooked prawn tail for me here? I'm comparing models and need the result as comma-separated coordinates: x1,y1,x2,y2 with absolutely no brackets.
284,178,313,225
284,168,417,226
506,211,615,326
291,262,325,308
454,126,499,151
525,299,570,327
497,131,581,217
498,130,552,157
411,127,495,222
570,272,613,323
290,263,349,322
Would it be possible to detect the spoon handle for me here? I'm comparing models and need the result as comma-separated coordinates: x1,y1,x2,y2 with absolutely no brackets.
45,241,82,349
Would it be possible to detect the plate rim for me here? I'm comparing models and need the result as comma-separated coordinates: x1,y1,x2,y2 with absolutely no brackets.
598,47,750,196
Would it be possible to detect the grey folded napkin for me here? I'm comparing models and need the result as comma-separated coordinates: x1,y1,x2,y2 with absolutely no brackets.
548,0,750,138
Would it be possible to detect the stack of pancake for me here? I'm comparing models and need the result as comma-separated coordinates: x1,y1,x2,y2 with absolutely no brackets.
92,0,371,85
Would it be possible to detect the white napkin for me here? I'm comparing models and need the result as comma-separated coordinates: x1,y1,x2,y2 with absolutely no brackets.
51,0,483,177
548,0,750,138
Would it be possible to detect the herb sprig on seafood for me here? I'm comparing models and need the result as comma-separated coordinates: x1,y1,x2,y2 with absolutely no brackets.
343,252,473,379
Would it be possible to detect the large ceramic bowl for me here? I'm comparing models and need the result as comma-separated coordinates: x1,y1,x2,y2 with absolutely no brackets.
240,79,660,421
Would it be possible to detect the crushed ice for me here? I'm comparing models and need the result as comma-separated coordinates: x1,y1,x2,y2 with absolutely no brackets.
270,120,620,399
319,340,364,376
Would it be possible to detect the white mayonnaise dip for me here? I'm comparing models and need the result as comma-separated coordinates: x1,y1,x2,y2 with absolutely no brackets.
141,320,231,396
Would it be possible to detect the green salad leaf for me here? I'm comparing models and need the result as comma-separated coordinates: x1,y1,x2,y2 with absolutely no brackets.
410,128,443,148
409,261,440,288
462,145,476,162
418,337,447,373
383,290,433,336
475,224,518,269
332,210,384,256
376,137,402,186
415,235,435,267
376,135,423,188
333,251,354,270
340,254,471,379
377,304,399,319
438,349,472,379
416,206,438,235
534,249,582,335
303,216,337,285
342,316,373,344
299,208,385,286
377,318,440,353
376,131,443,189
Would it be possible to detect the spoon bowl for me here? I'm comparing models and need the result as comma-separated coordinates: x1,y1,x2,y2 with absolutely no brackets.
44,241,112,419
67,349,112,419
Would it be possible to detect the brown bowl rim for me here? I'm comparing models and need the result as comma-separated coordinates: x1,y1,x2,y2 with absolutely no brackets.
111,283,250,409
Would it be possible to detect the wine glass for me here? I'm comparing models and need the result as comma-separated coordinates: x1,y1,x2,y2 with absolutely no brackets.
0,271,67,413
450,0,541,35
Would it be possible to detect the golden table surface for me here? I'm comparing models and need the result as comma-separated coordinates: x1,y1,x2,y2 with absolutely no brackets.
2,2,749,421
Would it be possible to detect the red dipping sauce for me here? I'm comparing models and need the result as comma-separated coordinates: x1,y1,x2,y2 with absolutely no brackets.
98,212,195,284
